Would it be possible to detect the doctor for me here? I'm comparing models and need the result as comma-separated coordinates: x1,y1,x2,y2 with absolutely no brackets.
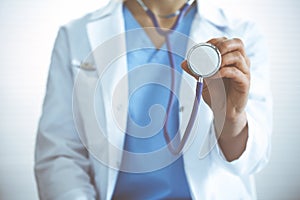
34,0,272,199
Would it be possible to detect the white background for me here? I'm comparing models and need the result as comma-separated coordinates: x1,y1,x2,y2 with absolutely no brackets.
0,0,299,199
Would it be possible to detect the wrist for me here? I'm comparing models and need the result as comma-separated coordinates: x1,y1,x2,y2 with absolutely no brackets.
214,111,249,161
214,111,248,139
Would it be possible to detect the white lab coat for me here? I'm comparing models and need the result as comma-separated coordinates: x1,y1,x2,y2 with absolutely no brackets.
34,0,272,199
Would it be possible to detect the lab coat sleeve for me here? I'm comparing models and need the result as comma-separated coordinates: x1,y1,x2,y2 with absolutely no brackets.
211,21,273,175
34,27,96,200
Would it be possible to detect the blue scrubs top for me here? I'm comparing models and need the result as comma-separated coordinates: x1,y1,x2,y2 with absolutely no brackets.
112,4,196,200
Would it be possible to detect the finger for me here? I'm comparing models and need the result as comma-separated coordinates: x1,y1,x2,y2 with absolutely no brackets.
209,38,251,68
207,37,227,46
208,38,248,61
181,60,198,80
219,38,247,57
218,67,250,91
221,51,250,75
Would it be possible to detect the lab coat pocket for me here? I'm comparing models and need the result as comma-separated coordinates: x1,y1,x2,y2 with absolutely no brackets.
71,59,108,159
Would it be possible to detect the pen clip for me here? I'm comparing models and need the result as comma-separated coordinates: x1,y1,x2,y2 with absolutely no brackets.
72,59,96,71
80,62,96,71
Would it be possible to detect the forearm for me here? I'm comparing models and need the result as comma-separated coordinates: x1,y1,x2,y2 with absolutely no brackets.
214,111,249,162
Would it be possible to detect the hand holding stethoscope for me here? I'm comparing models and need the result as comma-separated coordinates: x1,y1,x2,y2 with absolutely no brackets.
182,37,251,141
136,0,251,154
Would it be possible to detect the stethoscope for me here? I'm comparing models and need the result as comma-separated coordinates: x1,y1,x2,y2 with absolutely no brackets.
136,0,222,154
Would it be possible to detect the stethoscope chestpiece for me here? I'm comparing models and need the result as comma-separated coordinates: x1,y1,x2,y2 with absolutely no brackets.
186,43,222,80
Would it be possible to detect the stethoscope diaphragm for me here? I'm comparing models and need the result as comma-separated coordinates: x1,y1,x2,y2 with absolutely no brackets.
186,43,222,79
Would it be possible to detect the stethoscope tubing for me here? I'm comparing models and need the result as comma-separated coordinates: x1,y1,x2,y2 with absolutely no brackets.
136,0,200,155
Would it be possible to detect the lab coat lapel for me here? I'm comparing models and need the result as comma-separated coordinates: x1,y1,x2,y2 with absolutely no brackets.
179,11,214,154
180,3,230,198
178,0,229,150
86,1,128,199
